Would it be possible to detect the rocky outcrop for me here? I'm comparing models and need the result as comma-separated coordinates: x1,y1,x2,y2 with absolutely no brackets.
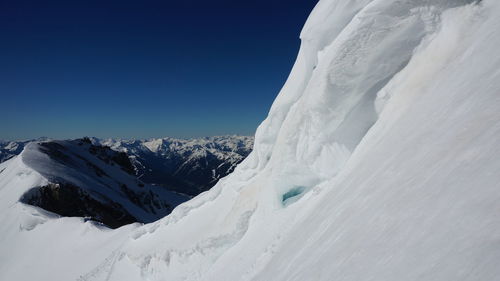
18,139,189,228
21,183,137,228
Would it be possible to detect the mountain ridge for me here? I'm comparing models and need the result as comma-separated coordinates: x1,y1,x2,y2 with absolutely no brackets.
0,136,252,228
1,0,500,280
1,135,253,196
16,139,189,228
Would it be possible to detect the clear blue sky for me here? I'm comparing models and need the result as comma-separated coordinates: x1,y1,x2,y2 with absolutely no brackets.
0,0,318,140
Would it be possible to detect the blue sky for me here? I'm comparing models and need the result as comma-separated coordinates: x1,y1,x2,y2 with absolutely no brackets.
0,0,318,140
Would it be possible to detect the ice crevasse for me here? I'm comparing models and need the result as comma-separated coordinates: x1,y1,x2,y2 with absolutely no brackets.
2,0,500,280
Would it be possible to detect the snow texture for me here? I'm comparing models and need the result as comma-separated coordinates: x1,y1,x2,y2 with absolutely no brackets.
1,0,500,280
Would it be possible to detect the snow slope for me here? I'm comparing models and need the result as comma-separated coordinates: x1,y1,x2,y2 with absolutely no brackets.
2,0,500,280
13,139,189,228
0,155,136,280
0,138,49,162
1,136,253,196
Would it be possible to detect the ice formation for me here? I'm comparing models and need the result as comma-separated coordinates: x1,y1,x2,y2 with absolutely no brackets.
1,0,500,280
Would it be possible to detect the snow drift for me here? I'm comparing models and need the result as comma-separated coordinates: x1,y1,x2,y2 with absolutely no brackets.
2,0,500,280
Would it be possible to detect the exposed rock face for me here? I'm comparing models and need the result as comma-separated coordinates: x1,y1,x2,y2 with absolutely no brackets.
18,139,189,228
1,136,254,196
1,136,253,227
2,0,500,280
21,183,137,228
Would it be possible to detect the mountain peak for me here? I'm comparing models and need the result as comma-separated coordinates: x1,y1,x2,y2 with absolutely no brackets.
17,139,189,228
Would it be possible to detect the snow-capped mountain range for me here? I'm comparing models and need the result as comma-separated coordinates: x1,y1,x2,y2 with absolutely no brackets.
95,136,253,196
2,0,500,280
18,138,189,228
1,135,253,196
0,138,50,163
0,136,252,227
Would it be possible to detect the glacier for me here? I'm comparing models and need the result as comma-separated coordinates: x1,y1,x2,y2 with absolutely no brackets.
1,0,500,280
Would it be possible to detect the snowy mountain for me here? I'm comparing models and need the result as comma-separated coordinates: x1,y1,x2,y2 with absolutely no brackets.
0,140,25,162
0,138,49,162
2,0,500,280
0,136,251,227
14,138,189,228
0,136,253,197
95,136,253,195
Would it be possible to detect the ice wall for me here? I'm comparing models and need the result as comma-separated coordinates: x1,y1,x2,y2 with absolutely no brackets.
92,1,494,280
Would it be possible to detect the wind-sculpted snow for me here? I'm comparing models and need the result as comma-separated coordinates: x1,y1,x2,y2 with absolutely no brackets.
2,0,500,280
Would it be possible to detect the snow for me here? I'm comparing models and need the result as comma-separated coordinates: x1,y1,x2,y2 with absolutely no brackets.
2,0,500,280
1,136,253,196
96,136,253,194
18,140,189,224
0,156,135,280
98,136,253,157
